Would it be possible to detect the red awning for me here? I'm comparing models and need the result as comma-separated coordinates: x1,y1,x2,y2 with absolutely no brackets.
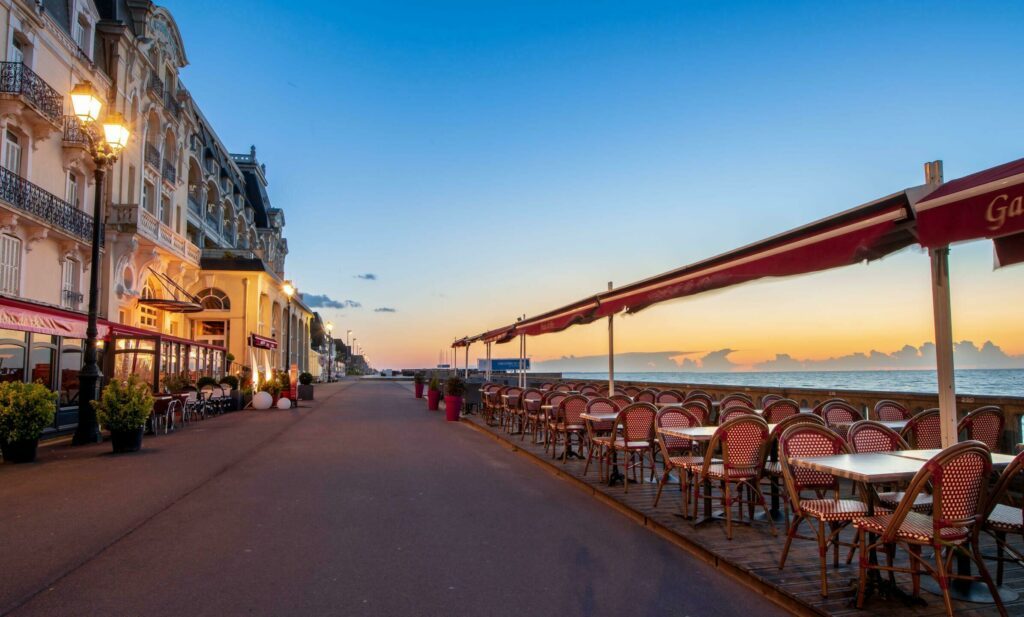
593,190,917,317
515,297,601,337
0,296,108,339
481,325,516,344
249,333,278,350
995,231,1024,268
915,157,1024,250
451,337,469,348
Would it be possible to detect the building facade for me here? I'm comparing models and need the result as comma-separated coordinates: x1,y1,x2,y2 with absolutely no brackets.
0,0,319,431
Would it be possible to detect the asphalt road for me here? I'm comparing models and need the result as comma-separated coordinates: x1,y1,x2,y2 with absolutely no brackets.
1,380,789,617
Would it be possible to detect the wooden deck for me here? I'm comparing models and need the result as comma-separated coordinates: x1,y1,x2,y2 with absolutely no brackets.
462,413,1023,617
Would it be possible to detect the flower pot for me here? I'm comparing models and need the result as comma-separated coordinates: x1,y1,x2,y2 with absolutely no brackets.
297,384,315,400
1,438,38,463
427,389,441,411
110,428,144,453
444,395,463,421
414,383,424,398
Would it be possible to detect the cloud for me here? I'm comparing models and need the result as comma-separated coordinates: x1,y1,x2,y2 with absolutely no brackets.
753,340,1024,372
374,307,397,313
355,273,377,281
534,351,719,372
303,294,361,309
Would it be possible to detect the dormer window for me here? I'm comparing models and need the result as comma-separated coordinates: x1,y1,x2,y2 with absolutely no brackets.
73,15,91,56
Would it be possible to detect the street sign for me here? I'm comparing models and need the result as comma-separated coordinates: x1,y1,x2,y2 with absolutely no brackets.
478,358,530,372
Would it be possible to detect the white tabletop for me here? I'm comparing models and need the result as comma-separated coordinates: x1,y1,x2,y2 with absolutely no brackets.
580,412,617,422
891,448,1015,467
789,452,925,483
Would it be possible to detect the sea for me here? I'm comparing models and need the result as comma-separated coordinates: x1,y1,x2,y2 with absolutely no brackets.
560,369,1024,398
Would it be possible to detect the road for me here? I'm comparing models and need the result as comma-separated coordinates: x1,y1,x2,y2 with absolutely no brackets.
0,380,789,617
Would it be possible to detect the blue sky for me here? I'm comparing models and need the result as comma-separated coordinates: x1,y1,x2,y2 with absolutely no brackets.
166,1,1024,368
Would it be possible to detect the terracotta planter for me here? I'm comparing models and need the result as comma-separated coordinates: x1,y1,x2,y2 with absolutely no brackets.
1,438,38,463
444,395,463,421
427,389,441,410
414,382,424,398
110,428,144,453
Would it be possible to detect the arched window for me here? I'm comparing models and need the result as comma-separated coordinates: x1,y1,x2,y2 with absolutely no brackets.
196,288,230,311
139,281,159,328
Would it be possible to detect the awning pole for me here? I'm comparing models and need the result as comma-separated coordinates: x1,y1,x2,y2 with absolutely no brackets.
464,344,469,379
486,342,492,381
607,281,615,396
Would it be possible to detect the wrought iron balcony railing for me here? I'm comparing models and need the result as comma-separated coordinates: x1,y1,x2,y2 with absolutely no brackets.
0,165,99,245
62,288,84,309
162,160,176,184
148,73,164,98
163,89,181,117
0,62,63,125
145,143,161,169
187,195,203,217
62,115,96,147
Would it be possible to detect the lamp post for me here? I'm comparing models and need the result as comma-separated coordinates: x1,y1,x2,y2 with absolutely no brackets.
70,81,130,446
282,283,295,371
325,321,333,381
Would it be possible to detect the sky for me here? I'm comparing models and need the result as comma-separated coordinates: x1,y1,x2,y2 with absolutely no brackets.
165,0,1024,370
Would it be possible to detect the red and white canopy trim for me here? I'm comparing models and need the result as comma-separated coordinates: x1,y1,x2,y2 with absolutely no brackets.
915,157,1024,266
592,190,917,317
514,297,601,337
481,325,516,345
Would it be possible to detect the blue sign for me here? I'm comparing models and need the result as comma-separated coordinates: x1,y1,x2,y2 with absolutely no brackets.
479,358,531,372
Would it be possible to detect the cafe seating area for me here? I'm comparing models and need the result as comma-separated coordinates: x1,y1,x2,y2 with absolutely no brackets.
473,380,1024,617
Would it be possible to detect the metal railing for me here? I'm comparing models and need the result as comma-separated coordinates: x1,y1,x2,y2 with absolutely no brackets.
148,73,164,98
162,160,176,184
163,89,181,117
62,115,92,146
145,143,161,169
61,288,83,309
187,195,203,217
0,62,62,125
0,165,99,244
108,204,200,265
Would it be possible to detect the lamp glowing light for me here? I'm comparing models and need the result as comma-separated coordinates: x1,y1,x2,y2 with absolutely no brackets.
102,112,130,150
70,81,103,123
282,283,295,298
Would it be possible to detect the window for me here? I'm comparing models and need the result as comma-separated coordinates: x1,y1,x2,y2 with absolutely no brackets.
0,329,26,383
74,15,90,54
4,130,22,174
61,259,80,308
65,172,80,209
160,194,171,225
196,288,230,311
59,339,83,407
11,39,24,64
198,321,226,349
139,283,159,329
0,234,21,295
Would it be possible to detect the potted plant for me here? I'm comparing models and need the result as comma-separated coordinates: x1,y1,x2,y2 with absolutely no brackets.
444,376,465,421
0,381,57,463
426,376,442,411
413,372,425,399
196,376,219,390
94,375,153,453
219,375,240,411
260,377,282,406
297,372,314,400
162,371,192,394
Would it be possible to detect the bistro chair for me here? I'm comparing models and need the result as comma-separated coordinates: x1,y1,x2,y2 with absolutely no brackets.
959,405,1004,452
900,408,942,450
582,397,620,476
821,401,863,439
540,391,568,452
811,398,846,417
634,389,659,404
684,392,714,417
719,406,756,425
550,395,588,463
502,387,523,433
150,397,177,435
520,388,544,442
622,386,641,397
653,406,705,511
693,415,775,539
761,393,783,407
720,393,754,411
579,384,600,396
853,441,1006,617
594,402,657,492
182,388,204,422
609,394,633,408
687,389,711,399
873,399,911,421
759,414,826,526
538,382,554,392
597,384,611,396
485,386,506,426
846,420,932,528
778,424,876,598
655,390,685,405
762,398,800,423
983,449,1024,586
553,383,573,393
680,399,710,426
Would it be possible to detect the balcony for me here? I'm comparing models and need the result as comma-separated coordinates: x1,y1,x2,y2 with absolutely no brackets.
148,74,164,98
187,194,203,217
162,89,182,118
0,165,99,245
61,288,83,310
0,62,62,129
108,204,200,265
162,160,176,184
145,143,161,170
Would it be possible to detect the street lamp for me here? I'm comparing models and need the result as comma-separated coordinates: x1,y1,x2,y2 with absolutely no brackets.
325,321,333,381
282,283,295,372
71,81,129,446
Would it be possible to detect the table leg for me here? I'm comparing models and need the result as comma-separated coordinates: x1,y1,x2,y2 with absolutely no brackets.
607,449,624,486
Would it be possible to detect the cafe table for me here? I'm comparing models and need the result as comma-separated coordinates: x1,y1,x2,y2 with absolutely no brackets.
789,450,1017,604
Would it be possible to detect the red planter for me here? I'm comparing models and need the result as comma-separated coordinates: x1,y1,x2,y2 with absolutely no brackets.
427,390,441,410
414,382,424,398
444,395,463,421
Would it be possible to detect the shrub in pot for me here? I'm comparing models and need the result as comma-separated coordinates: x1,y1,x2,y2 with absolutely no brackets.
94,375,153,453
444,376,465,422
260,378,282,405
413,372,425,399
0,381,57,463
297,372,314,400
426,376,441,411
161,371,192,394
196,376,219,390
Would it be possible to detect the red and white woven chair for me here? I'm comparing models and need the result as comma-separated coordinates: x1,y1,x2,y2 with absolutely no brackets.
720,392,753,411
622,385,641,397
853,441,1006,617
811,398,847,417
655,390,685,405
719,406,756,425
762,398,800,424
680,400,710,426
501,386,523,433
634,389,659,404
540,391,568,453
653,406,704,512
582,397,619,476
873,399,911,421
593,402,657,491
959,405,1004,452
759,414,826,526
692,415,776,540
778,424,877,598
608,393,632,408
900,408,942,450
983,449,1024,586
579,384,600,396
520,388,544,442
761,393,783,407
550,395,588,463
821,401,863,439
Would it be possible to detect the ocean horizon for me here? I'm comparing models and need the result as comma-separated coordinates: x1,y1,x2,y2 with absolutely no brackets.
559,368,1024,398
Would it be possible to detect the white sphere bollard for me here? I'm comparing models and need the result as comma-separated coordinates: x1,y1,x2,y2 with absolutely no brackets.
252,391,273,410
276,397,292,410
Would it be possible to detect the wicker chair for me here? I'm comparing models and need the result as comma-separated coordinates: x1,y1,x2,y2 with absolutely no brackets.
609,394,633,408
761,393,783,407
655,390,685,405
821,401,863,439
550,395,588,462
853,442,1006,617
622,386,641,397
502,386,523,433
541,392,569,452
538,382,554,392
520,388,544,442
553,383,572,393
582,397,620,476
811,398,846,417
719,406,756,425
847,420,932,519
579,385,600,396
634,389,659,404
680,400,710,426
653,406,704,511
900,408,942,449
873,399,910,421
693,415,776,539
983,450,1024,586
720,393,753,410
959,405,1004,452
594,403,657,492
762,398,800,423
779,424,876,598
759,414,826,525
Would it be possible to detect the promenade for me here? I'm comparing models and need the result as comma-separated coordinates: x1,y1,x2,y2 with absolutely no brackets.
0,380,782,617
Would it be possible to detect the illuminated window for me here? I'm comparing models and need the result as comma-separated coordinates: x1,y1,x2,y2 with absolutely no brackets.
139,282,159,329
196,288,230,311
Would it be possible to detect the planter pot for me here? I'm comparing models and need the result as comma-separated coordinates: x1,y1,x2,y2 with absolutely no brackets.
241,392,253,409
427,390,441,411
297,384,315,400
414,383,424,398
1,438,38,463
110,428,144,453
444,395,463,421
